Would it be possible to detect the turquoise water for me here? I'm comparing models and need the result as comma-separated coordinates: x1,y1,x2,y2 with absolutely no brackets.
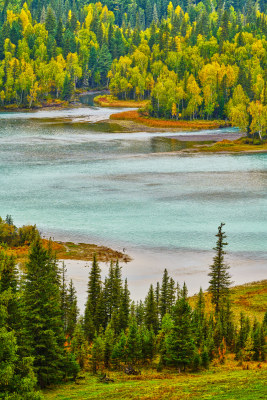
0,107,266,257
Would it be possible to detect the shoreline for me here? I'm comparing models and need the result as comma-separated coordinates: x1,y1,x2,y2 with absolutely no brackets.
61,245,267,312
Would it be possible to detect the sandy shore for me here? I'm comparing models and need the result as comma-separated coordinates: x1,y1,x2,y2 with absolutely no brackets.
62,248,267,312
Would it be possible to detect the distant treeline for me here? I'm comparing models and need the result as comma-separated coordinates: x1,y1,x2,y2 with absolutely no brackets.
0,219,266,398
0,2,266,136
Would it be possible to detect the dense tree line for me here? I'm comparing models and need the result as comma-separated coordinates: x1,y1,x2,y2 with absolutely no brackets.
0,220,266,397
0,2,266,137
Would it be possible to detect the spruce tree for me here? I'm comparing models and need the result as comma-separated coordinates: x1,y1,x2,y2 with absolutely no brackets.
84,254,102,338
66,279,79,337
22,240,78,388
208,223,231,314
118,279,130,331
71,319,88,369
165,297,195,371
126,317,141,364
160,268,169,319
144,284,159,333
0,251,42,399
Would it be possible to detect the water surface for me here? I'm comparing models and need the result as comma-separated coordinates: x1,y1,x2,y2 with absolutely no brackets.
0,106,266,301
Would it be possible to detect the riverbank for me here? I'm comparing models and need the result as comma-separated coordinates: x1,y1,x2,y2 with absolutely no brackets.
193,137,267,153
5,239,131,266
110,110,230,130
94,95,149,108
63,247,267,313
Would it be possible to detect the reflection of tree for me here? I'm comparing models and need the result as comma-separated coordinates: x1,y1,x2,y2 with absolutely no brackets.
150,137,184,153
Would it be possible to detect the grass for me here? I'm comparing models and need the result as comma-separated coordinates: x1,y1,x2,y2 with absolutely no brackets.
94,95,149,108
189,280,267,323
43,359,267,400
43,280,267,399
197,138,267,153
0,239,131,265
110,110,229,130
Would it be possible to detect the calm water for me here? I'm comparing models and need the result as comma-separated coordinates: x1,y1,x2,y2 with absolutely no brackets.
0,106,266,302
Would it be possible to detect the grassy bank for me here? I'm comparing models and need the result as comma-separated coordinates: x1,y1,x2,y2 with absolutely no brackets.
43,358,267,400
94,95,149,108
189,280,267,323
196,138,267,153
110,110,230,130
1,239,131,265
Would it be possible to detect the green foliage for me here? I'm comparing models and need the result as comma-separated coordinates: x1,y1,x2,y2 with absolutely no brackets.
208,223,231,314
22,240,79,388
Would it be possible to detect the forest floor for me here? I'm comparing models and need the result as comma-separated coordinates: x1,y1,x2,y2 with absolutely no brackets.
43,357,267,400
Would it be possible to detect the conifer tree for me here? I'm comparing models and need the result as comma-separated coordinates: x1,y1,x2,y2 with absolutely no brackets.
60,262,68,332
71,319,88,369
160,268,169,319
22,240,78,387
208,223,231,314
66,279,79,337
0,301,43,399
144,284,159,333
84,254,102,338
118,279,130,331
111,331,127,366
165,297,195,371
126,317,141,364
0,250,43,399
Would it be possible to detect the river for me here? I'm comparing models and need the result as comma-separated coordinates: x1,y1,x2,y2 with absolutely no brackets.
0,104,266,308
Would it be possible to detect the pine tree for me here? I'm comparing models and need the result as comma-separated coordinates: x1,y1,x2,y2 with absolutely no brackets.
66,279,79,337
208,223,231,314
118,279,130,332
144,284,159,332
71,319,88,369
60,262,68,333
165,297,195,371
61,74,74,101
160,268,169,319
45,6,57,36
22,240,78,388
103,323,115,368
0,251,43,399
84,254,102,338
126,317,141,364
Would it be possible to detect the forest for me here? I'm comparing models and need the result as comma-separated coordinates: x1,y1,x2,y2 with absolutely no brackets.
0,1,266,136
0,216,266,398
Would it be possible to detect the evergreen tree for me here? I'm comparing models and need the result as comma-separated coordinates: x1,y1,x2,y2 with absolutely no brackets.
61,74,74,101
45,6,57,36
208,223,231,314
144,284,159,332
66,279,79,337
165,297,195,371
126,317,141,364
84,254,102,338
71,319,88,369
22,240,78,387
160,268,169,319
118,279,130,332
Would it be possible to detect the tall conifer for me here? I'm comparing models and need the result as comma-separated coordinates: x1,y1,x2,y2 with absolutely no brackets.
208,223,231,314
